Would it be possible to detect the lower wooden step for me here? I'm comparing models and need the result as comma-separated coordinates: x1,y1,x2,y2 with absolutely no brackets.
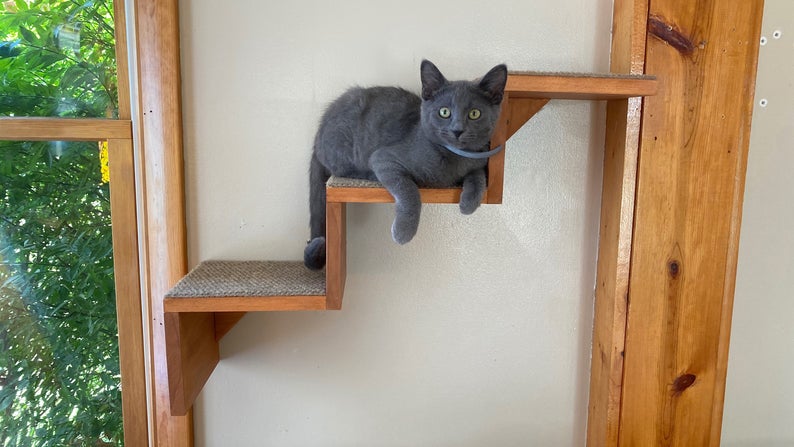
165,260,327,312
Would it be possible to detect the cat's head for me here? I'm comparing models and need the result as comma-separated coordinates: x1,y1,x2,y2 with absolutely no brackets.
419,60,508,152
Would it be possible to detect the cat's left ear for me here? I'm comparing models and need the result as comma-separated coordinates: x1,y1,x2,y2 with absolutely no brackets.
479,64,508,105
421,60,447,100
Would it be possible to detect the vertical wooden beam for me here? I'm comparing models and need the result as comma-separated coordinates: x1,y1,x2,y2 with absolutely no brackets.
587,1,649,446
107,139,149,446
325,202,347,310
135,0,194,444
619,1,763,446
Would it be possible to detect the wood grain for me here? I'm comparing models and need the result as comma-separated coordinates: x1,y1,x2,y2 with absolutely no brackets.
586,1,649,446
618,1,764,446
0,118,132,140
164,296,327,313
165,312,219,417
325,202,346,310
107,139,149,446
134,0,193,443
326,186,466,204
506,73,657,99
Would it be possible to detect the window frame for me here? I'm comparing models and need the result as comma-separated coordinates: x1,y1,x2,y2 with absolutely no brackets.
0,0,158,445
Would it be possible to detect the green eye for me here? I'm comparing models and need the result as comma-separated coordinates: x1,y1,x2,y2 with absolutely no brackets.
468,109,481,120
438,107,451,119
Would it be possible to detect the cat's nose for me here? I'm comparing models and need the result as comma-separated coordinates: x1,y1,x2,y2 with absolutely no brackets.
452,130,464,138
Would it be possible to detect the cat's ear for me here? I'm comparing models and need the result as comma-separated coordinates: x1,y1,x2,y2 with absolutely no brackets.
479,64,508,105
420,60,447,100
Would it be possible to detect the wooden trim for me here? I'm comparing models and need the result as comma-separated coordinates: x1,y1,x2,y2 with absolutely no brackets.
618,1,764,445
0,118,132,141
164,296,327,313
107,139,149,446
113,0,132,120
587,98,643,447
134,0,193,443
586,0,649,445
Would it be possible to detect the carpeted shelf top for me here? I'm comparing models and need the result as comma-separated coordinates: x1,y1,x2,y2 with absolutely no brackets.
327,176,383,189
327,176,462,189
166,260,325,298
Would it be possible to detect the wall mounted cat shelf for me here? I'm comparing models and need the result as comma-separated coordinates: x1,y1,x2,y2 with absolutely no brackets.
162,72,658,416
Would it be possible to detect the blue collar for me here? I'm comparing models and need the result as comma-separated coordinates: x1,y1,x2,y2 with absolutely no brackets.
441,144,504,159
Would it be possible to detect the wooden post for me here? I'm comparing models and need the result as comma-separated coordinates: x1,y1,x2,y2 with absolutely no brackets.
587,0,649,445
136,0,194,444
618,1,764,446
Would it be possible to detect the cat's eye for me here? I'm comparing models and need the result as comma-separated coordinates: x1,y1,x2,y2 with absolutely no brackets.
438,107,451,119
468,109,481,120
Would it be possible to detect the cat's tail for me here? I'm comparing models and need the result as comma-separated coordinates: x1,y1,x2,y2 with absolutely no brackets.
304,152,329,270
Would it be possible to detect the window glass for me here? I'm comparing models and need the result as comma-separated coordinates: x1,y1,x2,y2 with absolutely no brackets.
0,139,123,446
0,0,119,117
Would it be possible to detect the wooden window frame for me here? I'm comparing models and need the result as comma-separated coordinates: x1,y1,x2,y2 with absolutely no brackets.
0,1,149,445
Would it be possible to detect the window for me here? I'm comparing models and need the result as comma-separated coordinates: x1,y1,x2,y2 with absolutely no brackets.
0,1,146,445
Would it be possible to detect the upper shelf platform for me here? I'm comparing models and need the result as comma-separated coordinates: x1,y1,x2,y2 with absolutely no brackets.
326,176,464,204
505,72,657,99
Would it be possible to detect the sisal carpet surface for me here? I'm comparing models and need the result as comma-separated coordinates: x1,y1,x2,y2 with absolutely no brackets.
166,260,326,298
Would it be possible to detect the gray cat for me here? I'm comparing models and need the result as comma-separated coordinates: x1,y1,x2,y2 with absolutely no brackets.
304,60,508,270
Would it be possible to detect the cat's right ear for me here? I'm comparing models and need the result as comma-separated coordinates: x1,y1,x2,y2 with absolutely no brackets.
420,60,447,100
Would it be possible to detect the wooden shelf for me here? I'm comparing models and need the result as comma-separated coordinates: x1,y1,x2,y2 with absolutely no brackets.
165,261,327,312
162,70,659,417
326,176,464,204
505,72,657,99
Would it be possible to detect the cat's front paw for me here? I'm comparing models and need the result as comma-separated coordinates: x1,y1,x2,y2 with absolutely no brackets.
459,170,486,215
391,215,419,244
459,189,484,215
459,195,482,215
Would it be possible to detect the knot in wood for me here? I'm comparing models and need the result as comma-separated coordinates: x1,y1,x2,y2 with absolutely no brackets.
668,260,680,278
649,15,696,55
672,373,696,394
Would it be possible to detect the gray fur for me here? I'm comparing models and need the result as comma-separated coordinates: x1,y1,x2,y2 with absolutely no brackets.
304,60,507,270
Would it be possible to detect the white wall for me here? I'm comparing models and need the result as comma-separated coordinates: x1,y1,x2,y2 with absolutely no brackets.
179,1,612,445
722,1,794,445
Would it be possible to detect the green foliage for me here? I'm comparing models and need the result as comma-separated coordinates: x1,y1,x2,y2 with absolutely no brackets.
0,1,123,446
0,0,118,117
